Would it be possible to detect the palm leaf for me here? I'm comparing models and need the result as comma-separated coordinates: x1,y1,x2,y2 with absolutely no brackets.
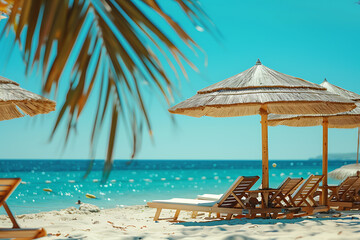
1,0,211,181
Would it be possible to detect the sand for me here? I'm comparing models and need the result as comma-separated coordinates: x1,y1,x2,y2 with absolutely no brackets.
1,204,360,240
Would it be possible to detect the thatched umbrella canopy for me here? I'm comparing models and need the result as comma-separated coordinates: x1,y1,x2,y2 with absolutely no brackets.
268,80,360,128
329,163,360,180
169,60,355,189
268,79,360,202
0,76,56,121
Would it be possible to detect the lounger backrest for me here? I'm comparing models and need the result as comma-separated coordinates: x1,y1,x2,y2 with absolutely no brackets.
291,175,323,206
343,177,360,201
217,176,259,208
0,178,21,207
277,177,291,191
337,176,358,199
280,178,304,196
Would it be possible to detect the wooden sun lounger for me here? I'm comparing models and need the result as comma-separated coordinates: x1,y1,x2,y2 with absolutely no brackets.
268,177,304,208
242,177,303,218
284,175,328,218
147,176,260,221
290,175,324,207
323,176,360,210
244,175,328,219
343,177,360,200
0,178,47,240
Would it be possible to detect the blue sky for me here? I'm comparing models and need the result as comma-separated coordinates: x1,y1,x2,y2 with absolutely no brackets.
0,0,359,160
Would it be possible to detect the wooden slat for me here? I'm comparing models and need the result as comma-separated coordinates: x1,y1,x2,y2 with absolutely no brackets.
0,186,12,191
0,191,9,196
0,178,21,186
0,228,46,239
0,178,21,204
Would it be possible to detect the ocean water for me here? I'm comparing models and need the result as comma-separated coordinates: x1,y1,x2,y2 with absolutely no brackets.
0,159,352,214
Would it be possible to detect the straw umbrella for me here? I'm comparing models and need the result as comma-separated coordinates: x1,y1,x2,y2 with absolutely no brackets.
0,76,56,120
328,127,360,180
268,79,360,203
169,60,355,189
0,75,55,227
329,162,360,180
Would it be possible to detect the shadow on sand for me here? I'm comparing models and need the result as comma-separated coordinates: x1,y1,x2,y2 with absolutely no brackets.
176,214,360,227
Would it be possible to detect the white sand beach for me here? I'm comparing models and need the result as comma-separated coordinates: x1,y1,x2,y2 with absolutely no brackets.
1,204,360,240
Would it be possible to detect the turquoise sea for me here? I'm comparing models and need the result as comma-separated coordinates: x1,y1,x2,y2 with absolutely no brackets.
0,159,352,215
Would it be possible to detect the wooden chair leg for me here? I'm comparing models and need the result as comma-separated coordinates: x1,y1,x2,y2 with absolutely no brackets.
306,209,314,216
35,228,47,238
216,213,221,218
303,197,312,207
3,201,20,228
191,211,198,219
246,213,256,219
173,210,180,221
280,196,291,207
226,214,233,220
154,208,162,221
288,195,299,206
308,196,318,207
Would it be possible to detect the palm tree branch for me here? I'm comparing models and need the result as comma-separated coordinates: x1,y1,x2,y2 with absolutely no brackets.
1,0,212,180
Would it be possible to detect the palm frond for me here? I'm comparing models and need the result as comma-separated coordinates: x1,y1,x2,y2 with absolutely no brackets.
1,0,211,181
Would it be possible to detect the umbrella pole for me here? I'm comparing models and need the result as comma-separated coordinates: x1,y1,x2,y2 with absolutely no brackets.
260,107,269,189
357,127,359,165
321,118,329,206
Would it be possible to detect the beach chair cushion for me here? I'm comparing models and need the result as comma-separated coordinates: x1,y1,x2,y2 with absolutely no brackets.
197,194,223,201
153,198,217,207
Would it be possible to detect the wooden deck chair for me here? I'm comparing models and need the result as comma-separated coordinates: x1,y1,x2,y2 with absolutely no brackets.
342,177,360,201
291,175,324,207
244,176,327,219
327,177,360,210
279,175,329,218
0,178,46,239
147,176,260,221
268,177,304,208
327,176,359,202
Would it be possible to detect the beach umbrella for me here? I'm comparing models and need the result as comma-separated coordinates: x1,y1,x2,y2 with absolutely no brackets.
328,163,360,180
328,127,360,180
0,76,56,121
268,79,360,203
169,60,355,189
